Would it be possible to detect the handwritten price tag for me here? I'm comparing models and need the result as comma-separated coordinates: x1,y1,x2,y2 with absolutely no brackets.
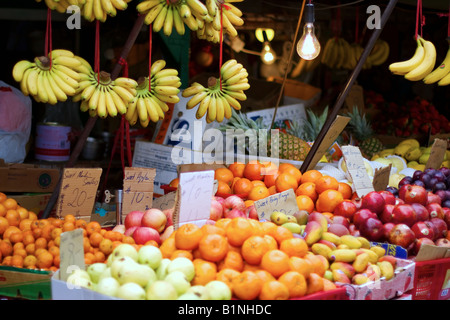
152,192,177,211
173,170,214,229
254,189,299,221
56,168,102,221
342,146,374,198
122,167,156,219
59,229,85,281
425,139,448,170
372,164,392,192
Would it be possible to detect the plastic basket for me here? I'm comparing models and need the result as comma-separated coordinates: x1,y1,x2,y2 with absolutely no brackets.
411,257,450,300
295,287,349,300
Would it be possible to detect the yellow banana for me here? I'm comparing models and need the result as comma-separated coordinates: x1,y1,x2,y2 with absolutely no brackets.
178,3,191,19
222,13,238,37
196,94,211,119
53,64,82,83
36,71,49,103
125,99,138,122
224,82,250,92
223,7,244,26
81,84,96,101
154,85,180,96
186,0,208,17
137,98,148,123
97,87,108,118
149,95,166,118
26,68,40,96
221,95,232,119
112,85,136,103
136,0,161,13
144,97,160,122
181,10,199,31
222,92,242,109
150,60,167,76
89,86,101,110
52,67,80,89
186,90,208,109
83,0,95,21
155,93,179,104
215,94,225,123
221,63,243,81
80,100,90,112
47,70,68,101
206,0,217,17
110,0,127,10
207,94,217,122
113,77,138,89
144,2,164,24
154,68,179,79
109,89,127,114
43,71,58,104
223,89,246,101
423,42,450,84
172,6,185,35
12,60,35,82
20,68,32,96
438,70,450,86
154,75,180,86
389,37,425,75
153,4,168,33
405,38,436,81
163,5,174,36
226,3,243,17
182,83,205,97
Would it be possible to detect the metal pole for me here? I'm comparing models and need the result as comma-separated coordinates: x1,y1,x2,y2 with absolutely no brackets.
300,0,398,173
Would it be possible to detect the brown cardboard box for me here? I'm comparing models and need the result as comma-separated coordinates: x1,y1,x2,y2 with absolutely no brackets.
0,160,60,193
8,193,56,218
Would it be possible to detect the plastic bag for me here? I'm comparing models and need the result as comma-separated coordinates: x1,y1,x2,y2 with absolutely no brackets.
0,81,32,163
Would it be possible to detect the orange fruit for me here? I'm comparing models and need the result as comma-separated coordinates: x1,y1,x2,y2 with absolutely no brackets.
275,172,299,193
243,161,264,181
11,255,24,268
159,237,177,259
170,250,194,260
85,221,101,236
13,242,24,251
244,200,254,207
338,182,353,200
263,234,278,250
198,233,228,262
36,250,54,269
3,226,21,240
228,162,245,178
247,185,270,201
315,175,339,194
0,217,9,236
306,272,324,295
122,236,136,245
225,217,254,247
3,198,18,210
215,167,235,187
296,195,315,213
23,233,35,246
216,180,232,195
268,185,277,195
278,271,307,298
295,182,318,202
25,243,35,255
169,178,179,188
0,240,13,257
5,210,20,227
175,223,203,250
260,249,291,278
241,235,270,265
62,221,75,232
19,219,33,232
192,258,217,286
63,214,76,223
259,280,290,300
51,218,63,228
48,246,60,258
51,227,63,240
304,253,326,277
316,189,344,213
75,219,87,229
232,178,253,197
216,268,240,291
17,207,29,220
289,256,313,278
251,180,266,188
99,238,113,255
2,256,12,266
263,170,279,188
280,237,308,258
200,224,226,237
28,211,38,221
279,165,302,184
41,225,55,242
217,251,244,272
271,226,294,245
243,262,260,272
94,251,106,263
301,170,323,184
323,278,337,291
35,237,48,250
0,203,6,217
0,193,6,203
231,270,263,300
9,231,24,244
215,218,231,230
254,269,276,283
24,255,37,269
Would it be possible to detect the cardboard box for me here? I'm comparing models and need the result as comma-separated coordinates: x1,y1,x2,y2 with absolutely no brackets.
0,266,53,300
0,160,60,193
267,76,321,108
341,258,416,300
8,193,56,218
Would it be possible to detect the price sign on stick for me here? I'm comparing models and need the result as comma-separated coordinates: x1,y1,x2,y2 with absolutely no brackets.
152,192,177,211
122,167,156,219
254,189,299,221
372,164,392,192
56,168,102,221
59,229,85,282
172,170,214,229
425,139,448,170
342,146,375,198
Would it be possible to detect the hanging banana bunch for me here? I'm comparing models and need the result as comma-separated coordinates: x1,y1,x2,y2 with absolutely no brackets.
36,0,86,14
182,59,249,123
12,49,88,104
125,60,181,127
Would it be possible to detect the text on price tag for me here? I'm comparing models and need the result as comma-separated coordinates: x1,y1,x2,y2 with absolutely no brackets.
59,228,85,282
122,167,156,219
342,145,375,198
254,189,299,221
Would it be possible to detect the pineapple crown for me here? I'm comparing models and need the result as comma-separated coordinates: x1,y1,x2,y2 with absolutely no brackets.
345,105,374,141
286,106,329,142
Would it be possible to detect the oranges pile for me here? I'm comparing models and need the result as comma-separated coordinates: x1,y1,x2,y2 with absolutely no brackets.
0,192,137,271
211,162,353,214
159,217,339,300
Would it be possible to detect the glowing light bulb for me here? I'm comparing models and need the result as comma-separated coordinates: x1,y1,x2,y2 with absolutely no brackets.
296,3,321,60
261,42,277,65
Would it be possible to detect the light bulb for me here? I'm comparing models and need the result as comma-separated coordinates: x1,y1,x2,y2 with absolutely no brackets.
261,42,277,65
297,23,321,60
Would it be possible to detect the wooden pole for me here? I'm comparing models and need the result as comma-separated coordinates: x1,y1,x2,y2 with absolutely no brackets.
300,0,398,173
42,14,146,219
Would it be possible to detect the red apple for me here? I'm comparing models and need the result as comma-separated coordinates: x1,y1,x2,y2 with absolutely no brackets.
412,238,435,256
391,204,416,227
124,210,144,230
378,190,396,205
163,208,174,227
426,192,442,205
395,198,405,205
400,185,427,205
429,218,448,239
427,203,444,219
124,226,138,237
350,229,361,237
210,198,224,221
380,204,395,224
327,223,350,236
435,238,450,248
205,219,216,225
133,226,161,245
411,203,430,222
359,217,384,241
214,196,225,205
443,207,450,229
160,225,174,242
351,197,363,210
333,200,357,220
224,208,246,219
112,224,126,234
245,205,258,220
353,209,377,229
361,191,386,215
141,208,167,233
388,224,416,249
331,215,350,229
411,221,435,240
382,223,396,241
222,195,246,214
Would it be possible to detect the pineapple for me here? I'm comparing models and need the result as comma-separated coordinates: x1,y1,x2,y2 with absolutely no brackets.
345,106,384,159
288,106,329,142
219,109,310,161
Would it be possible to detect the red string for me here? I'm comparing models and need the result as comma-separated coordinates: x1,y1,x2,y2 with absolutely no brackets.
148,24,153,92
415,0,423,39
45,8,53,67
117,57,132,166
219,5,224,91
95,20,100,83
120,116,125,177
118,57,129,77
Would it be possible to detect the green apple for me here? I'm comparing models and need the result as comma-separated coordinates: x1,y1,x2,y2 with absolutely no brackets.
167,257,195,282
177,292,202,300
96,277,120,297
116,261,156,287
110,256,136,279
146,280,178,300
66,273,94,290
187,285,210,300
111,243,138,262
87,263,108,283
116,282,146,300
205,280,232,300
156,258,172,280
137,245,163,270
98,267,112,282
164,271,191,295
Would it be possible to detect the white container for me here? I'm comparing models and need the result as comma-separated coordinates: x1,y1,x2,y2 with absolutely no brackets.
35,122,71,162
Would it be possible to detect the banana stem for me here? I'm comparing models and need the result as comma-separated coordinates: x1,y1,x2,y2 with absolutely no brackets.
35,56,51,70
